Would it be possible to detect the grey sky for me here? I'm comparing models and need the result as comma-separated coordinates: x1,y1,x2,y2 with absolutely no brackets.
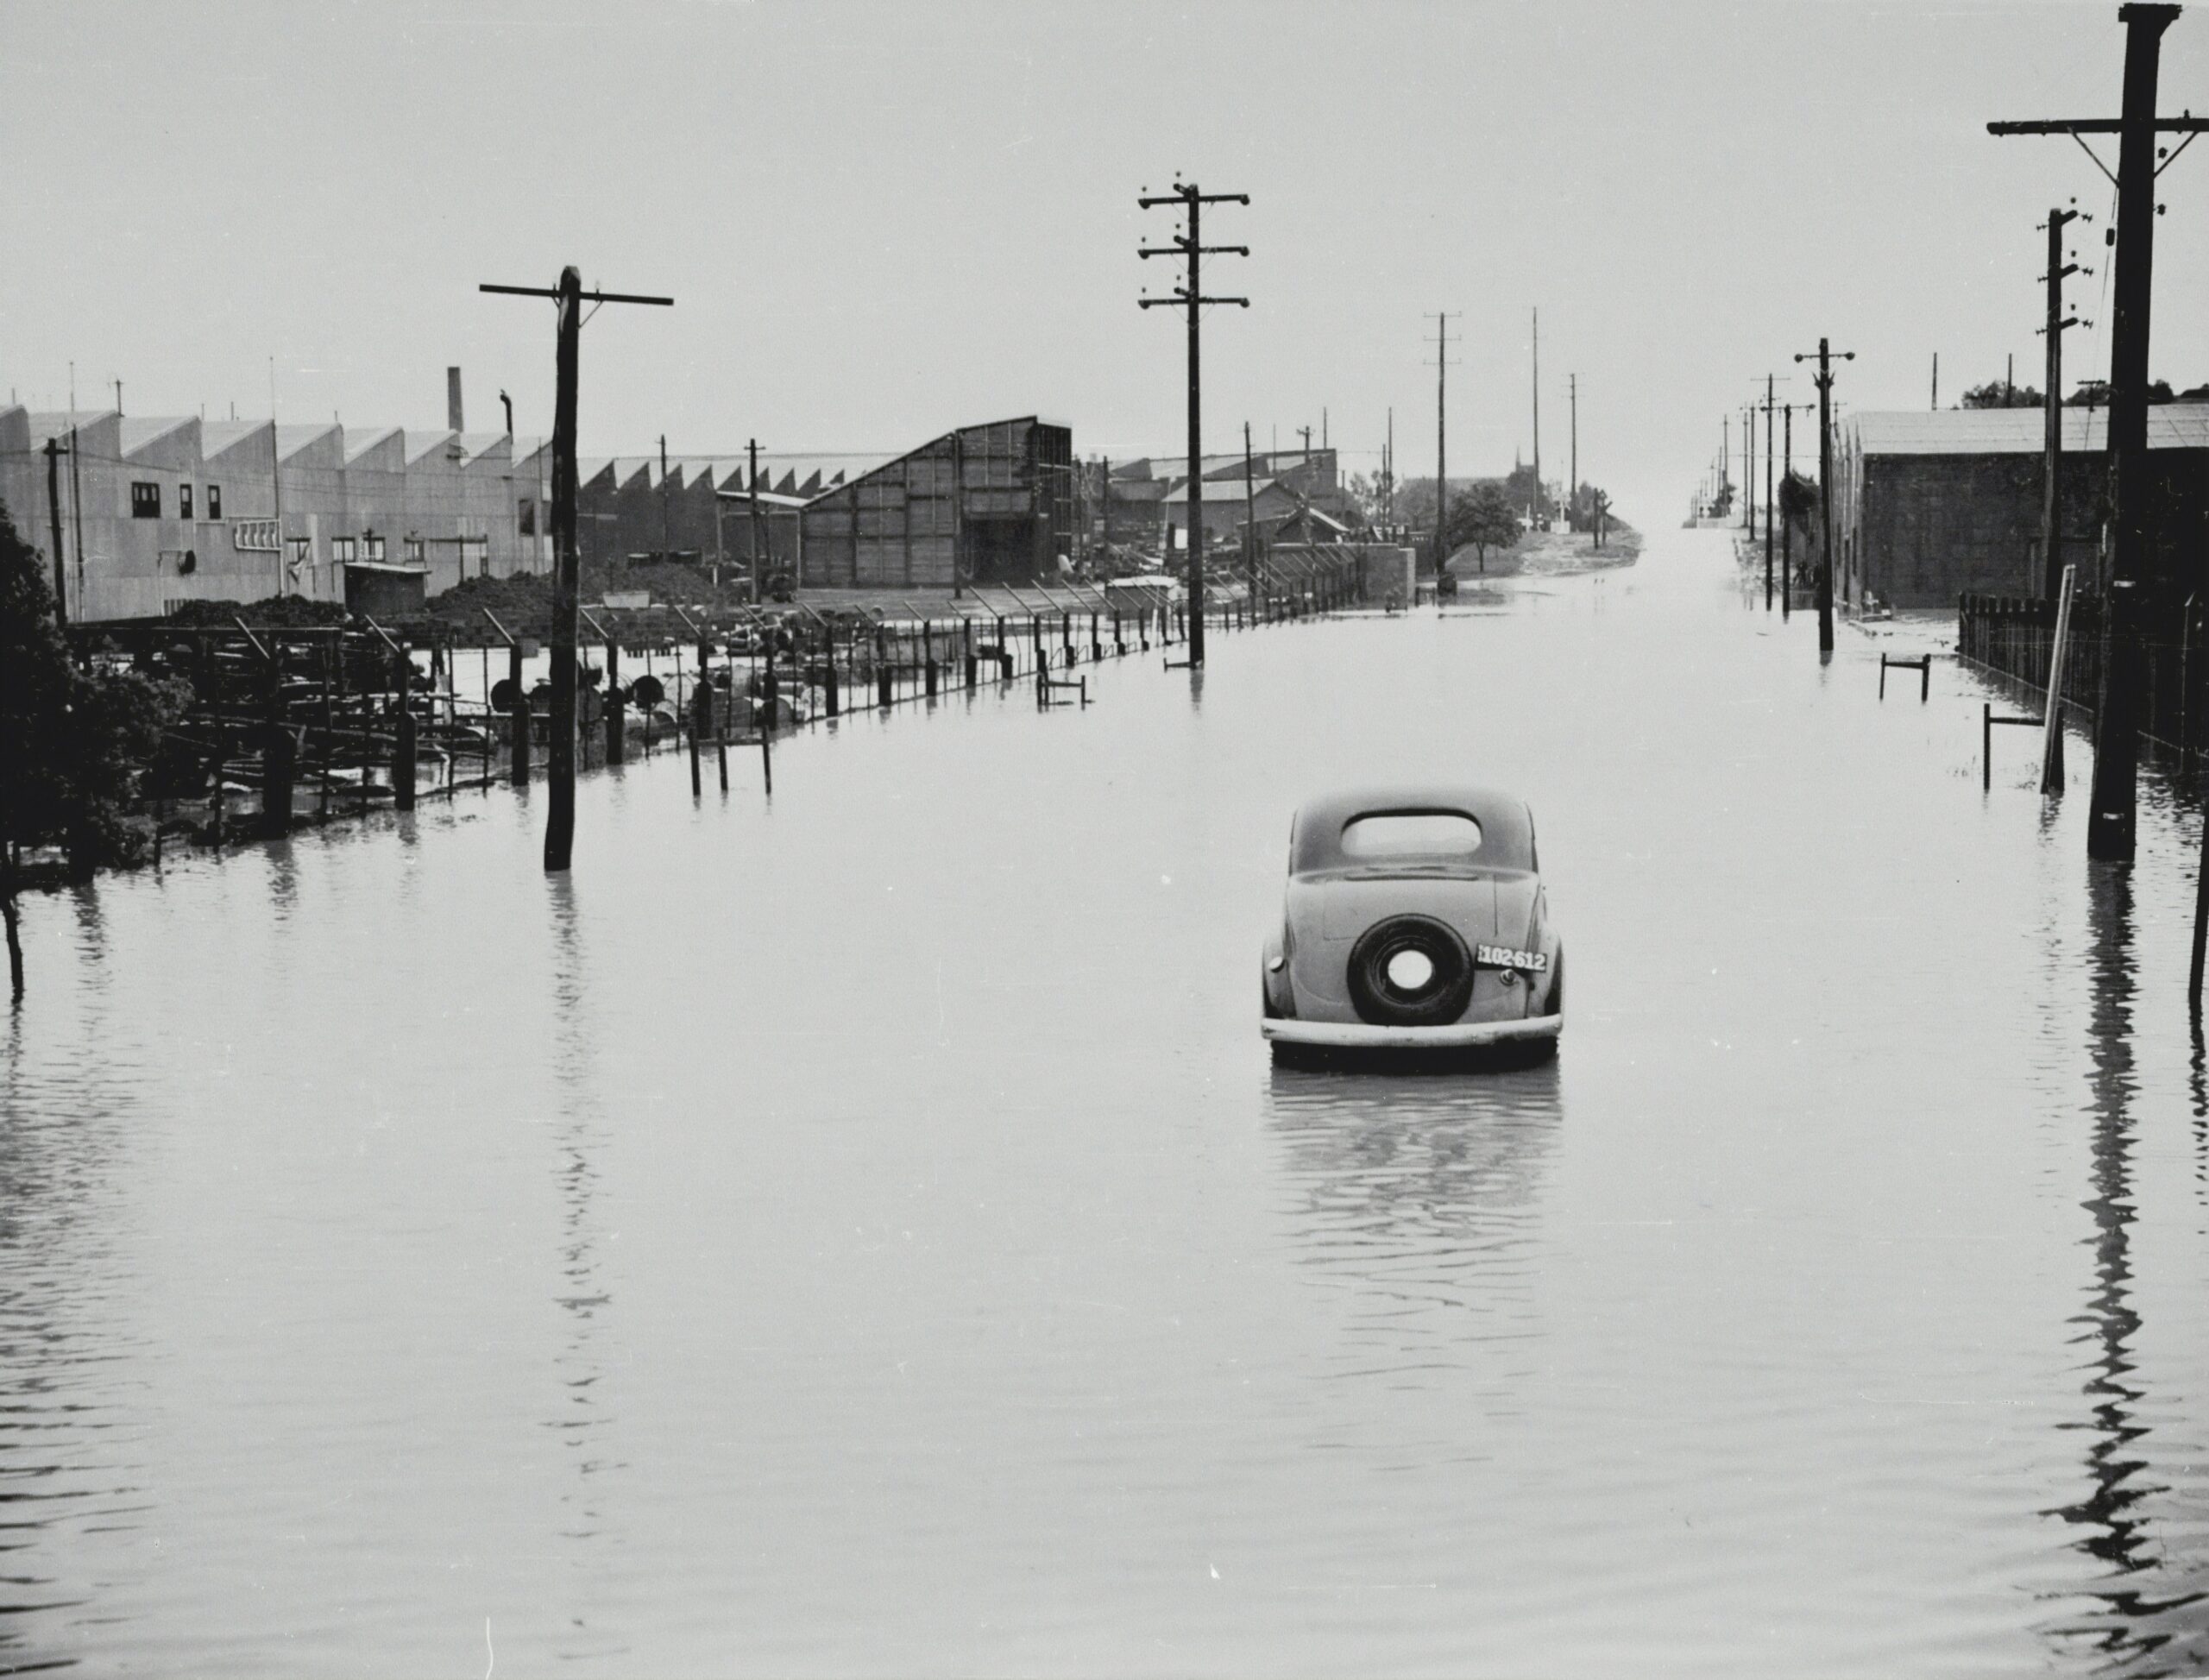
3,0,2202,523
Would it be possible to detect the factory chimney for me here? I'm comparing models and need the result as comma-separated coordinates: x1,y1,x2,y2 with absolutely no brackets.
447,367,464,432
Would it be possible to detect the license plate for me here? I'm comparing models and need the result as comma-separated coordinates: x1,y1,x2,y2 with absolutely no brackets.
1476,943,1548,972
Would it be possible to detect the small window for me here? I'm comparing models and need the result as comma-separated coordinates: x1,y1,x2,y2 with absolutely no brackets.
179,484,194,520
1340,812,1483,860
362,535,385,563
286,536,311,579
331,537,358,563
206,484,223,519
518,498,535,535
131,481,160,519
404,536,425,565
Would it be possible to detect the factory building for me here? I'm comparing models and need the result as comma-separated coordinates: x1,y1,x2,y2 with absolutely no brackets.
1833,406,2209,608
797,417,1074,588
0,393,551,622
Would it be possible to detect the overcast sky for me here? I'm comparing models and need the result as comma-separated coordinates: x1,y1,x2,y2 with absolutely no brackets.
4,0,2204,524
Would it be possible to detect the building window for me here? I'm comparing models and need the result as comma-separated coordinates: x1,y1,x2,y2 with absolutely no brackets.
404,536,425,565
519,498,535,535
179,484,194,520
362,535,386,563
332,537,357,563
207,484,223,519
286,537,312,580
131,481,160,519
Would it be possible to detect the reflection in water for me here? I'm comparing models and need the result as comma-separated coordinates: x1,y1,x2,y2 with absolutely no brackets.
1265,1064,1561,1410
0,890,139,1674
2041,868,2206,1672
544,878,626,1660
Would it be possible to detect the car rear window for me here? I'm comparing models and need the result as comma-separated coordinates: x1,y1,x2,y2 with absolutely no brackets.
1339,812,1483,860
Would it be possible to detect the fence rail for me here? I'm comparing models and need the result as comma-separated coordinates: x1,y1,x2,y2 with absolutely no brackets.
1957,589,2209,760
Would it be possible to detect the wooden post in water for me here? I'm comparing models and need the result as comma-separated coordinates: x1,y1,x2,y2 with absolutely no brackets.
759,641,775,795
262,640,293,839
392,641,417,811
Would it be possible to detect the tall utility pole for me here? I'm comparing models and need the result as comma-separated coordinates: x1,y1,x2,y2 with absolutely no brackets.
1721,414,1729,516
1793,337,1855,657
1428,312,1461,575
1139,179,1250,672
1243,419,1259,593
1991,2,2206,863
1568,373,1578,527
481,267,672,873
1384,406,1395,532
2040,204,2088,600
1931,352,1939,411
659,434,672,560
1530,308,1542,521
747,438,765,593
1781,401,1795,620
42,437,69,625
1743,403,1755,530
1763,376,1777,610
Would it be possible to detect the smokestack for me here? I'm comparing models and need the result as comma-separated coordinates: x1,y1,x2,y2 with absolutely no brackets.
447,367,463,432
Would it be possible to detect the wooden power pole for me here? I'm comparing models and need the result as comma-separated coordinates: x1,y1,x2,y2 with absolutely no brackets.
1140,179,1249,671
1793,337,1855,658
2039,204,2087,601
1429,312,1460,575
1991,2,2206,863
481,267,672,873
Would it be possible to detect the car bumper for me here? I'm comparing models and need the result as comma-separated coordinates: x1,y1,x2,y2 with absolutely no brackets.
1262,1014,1561,1049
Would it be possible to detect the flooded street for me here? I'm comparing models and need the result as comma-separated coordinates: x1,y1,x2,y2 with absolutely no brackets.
5,525,2207,1676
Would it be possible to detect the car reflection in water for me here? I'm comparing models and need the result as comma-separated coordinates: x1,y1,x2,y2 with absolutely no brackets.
1262,1060,1562,1433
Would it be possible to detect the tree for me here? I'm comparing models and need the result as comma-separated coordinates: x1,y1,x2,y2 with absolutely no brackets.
1960,381,2043,409
0,505,187,997
2067,378,2174,406
1444,484,1520,575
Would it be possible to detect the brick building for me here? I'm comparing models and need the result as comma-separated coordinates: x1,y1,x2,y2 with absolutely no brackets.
1834,406,2209,608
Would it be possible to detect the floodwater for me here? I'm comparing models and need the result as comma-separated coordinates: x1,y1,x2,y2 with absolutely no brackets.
4,528,2207,1677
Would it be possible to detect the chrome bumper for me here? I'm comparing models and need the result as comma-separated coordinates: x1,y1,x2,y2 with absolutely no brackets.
1262,1013,1561,1049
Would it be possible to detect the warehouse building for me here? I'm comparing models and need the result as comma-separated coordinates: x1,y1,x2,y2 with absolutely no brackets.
797,417,1073,588
1833,406,2209,608
0,400,551,622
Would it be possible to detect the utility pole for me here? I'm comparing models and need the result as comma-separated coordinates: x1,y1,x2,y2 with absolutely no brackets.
42,437,68,626
1931,351,1939,411
1243,419,1259,595
748,438,765,595
1744,403,1755,531
1139,179,1250,672
1721,413,1729,518
659,434,671,561
1569,373,1578,528
1793,337,1855,657
1763,376,1777,610
1991,2,2205,863
1428,312,1461,576
2039,204,2090,599
481,267,672,873
1384,406,1395,532
1531,308,1542,522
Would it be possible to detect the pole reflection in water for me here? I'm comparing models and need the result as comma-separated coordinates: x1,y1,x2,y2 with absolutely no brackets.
0,890,142,1676
2040,866,2206,1671
1262,1063,1561,1433
544,876,625,1655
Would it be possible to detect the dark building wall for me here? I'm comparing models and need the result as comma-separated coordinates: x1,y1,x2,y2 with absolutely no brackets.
1851,449,2209,609
800,418,1073,588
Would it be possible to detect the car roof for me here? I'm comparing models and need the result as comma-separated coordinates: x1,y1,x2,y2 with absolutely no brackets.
1290,783,1536,874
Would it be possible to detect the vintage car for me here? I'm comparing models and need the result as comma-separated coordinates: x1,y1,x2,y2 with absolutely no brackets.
1262,785,1563,1060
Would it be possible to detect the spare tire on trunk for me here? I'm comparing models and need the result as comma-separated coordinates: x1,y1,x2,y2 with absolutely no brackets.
1345,914,1476,1027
